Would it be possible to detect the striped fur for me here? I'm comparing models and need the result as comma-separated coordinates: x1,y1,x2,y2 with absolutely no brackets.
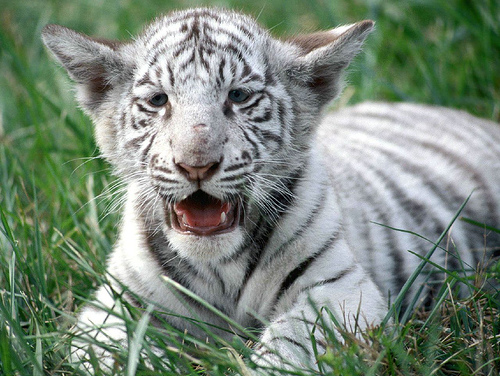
42,8,500,373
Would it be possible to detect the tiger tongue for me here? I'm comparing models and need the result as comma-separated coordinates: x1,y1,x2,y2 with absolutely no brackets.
174,192,230,228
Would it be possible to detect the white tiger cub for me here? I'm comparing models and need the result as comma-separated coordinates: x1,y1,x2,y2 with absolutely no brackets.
42,7,500,374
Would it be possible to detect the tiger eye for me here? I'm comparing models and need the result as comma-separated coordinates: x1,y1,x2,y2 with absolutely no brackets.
228,89,250,103
149,93,168,107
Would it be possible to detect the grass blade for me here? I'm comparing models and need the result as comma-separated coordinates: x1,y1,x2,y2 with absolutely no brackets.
381,193,473,327
126,304,153,376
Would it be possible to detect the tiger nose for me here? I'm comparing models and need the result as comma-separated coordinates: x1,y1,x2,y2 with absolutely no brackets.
176,161,219,182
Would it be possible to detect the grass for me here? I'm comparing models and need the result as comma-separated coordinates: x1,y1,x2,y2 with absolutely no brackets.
1,0,499,374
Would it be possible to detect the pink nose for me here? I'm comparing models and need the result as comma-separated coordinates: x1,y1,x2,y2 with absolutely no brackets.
176,162,219,181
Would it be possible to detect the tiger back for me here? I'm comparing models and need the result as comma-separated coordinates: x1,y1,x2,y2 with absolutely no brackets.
321,102,500,306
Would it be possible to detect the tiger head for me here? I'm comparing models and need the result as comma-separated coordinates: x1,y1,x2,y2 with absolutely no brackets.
42,8,372,262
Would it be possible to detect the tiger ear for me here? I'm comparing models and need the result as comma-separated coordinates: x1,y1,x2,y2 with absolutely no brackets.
41,24,131,111
286,20,374,106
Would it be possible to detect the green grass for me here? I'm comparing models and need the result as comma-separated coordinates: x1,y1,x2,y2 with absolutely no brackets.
1,0,499,374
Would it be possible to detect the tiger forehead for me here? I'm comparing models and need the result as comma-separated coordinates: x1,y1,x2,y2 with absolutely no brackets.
140,9,269,63
133,10,271,93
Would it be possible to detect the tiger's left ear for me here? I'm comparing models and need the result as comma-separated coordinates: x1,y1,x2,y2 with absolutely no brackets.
286,20,374,107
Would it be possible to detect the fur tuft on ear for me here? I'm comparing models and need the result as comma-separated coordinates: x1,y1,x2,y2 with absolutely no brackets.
286,20,374,107
41,25,131,111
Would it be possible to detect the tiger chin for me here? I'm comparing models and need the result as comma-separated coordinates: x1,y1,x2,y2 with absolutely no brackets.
42,6,500,375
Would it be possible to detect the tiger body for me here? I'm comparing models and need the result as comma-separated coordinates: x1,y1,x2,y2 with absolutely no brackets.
323,102,500,299
42,8,500,373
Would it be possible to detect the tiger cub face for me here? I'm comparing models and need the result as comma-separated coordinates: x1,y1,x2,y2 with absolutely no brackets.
126,11,294,262
42,8,373,262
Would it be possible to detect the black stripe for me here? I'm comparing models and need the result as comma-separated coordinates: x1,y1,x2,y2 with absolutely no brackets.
223,102,234,118
239,93,265,112
144,10,258,68
269,336,311,356
276,232,340,300
121,111,132,130
137,119,150,128
241,60,252,78
152,164,173,174
236,218,275,301
315,339,328,352
140,133,156,163
248,125,274,147
257,349,275,357
235,22,255,41
365,154,447,230
152,174,178,185
219,174,245,183
211,28,251,51
277,100,288,140
218,57,227,82
266,167,303,219
135,74,154,88
178,50,196,73
260,129,283,147
224,43,245,63
340,155,406,292
199,48,211,72
154,65,164,85
251,110,272,124
186,14,200,41
171,41,189,59
264,60,276,86
223,162,249,173
209,266,228,296
367,188,408,300
300,266,357,293
288,317,318,328
241,73,265,85
125,133,148,150
205,30,248,53
267,185,327,263
144,224,190,287
360,211,376,281
146,29,182,59
241,128,261,161
167,64,175,87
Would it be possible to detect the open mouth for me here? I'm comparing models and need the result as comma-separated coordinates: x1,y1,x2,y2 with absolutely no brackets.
169,190,240,236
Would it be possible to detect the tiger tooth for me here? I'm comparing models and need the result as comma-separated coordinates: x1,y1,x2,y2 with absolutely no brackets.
220,211,227,224
182,214,188,224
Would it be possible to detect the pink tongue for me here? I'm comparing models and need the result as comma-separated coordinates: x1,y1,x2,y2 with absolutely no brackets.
174,192,230,228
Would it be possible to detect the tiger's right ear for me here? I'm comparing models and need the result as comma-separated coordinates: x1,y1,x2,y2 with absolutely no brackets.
41,25,132,111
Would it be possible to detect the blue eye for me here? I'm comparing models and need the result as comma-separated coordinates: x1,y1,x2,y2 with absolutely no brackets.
149,93,168,107
228,89,250,103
